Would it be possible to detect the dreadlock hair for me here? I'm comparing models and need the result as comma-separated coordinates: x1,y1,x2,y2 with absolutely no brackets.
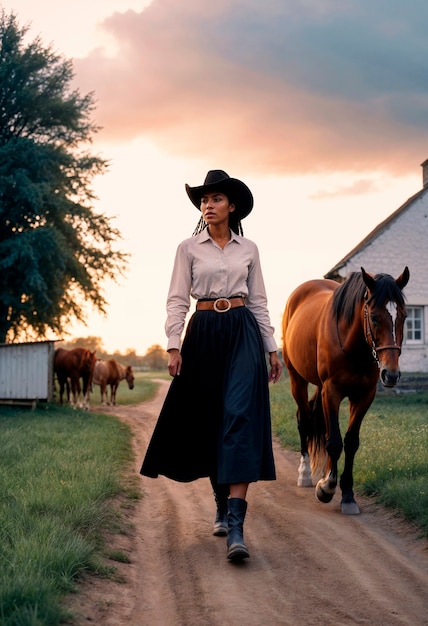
229,213,244,236
192,215,207,236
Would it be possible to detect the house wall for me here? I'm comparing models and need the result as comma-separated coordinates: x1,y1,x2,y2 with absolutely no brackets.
333,190,428,372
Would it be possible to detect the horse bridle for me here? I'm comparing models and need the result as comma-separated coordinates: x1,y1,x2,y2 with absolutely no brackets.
337,300,401,369
363,301,401,368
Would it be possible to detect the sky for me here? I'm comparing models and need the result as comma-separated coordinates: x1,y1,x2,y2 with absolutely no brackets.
3,0,427,355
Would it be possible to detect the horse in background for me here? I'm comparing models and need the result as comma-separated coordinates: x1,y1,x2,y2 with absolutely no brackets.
54,347,97,410
282,266,409,514
92,359,135,405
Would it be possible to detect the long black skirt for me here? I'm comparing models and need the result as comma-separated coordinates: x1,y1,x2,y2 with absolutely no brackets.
140,306,276,484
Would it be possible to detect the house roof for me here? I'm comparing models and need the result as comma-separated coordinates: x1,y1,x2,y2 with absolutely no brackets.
324,186,428,280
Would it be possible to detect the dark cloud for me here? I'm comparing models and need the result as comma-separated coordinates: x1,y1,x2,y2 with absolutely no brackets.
74,0,428,175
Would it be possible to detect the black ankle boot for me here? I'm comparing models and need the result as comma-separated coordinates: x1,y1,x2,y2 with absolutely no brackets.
210,478,229,536
227,498,249,561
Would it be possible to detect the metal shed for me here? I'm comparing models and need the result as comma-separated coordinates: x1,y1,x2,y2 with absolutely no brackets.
0,340,55,406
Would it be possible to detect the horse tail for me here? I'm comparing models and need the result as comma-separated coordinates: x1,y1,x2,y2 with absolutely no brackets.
307,387,328,478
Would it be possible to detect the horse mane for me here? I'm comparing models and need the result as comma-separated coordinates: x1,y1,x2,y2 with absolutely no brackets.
332,271,406,326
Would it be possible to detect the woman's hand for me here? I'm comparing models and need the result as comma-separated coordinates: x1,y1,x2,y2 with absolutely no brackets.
167,349,182,377
268,351,282,383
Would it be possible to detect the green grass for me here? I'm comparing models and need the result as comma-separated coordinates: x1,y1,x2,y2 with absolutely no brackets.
354,392,428,530
0,374,160,625
270,374,428,535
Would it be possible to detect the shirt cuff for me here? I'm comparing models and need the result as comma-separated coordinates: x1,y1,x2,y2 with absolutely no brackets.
167,336,181,352
263,337,278,353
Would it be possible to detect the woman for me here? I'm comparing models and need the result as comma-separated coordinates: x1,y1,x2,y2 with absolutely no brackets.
140,169,282,562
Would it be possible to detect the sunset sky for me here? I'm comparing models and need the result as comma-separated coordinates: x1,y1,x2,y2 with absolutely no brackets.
3,0,427,355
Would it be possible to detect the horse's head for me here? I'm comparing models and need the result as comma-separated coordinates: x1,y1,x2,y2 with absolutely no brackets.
81,349,98,380
126,366,135,389
87,350,97,368
361,266,409,387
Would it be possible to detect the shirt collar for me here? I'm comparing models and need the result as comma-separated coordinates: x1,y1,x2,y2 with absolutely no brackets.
196,228,241,244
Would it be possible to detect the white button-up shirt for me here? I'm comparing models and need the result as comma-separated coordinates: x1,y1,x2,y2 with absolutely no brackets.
165,228,278,353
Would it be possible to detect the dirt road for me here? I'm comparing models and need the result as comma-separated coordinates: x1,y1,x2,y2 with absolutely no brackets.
68,380,428,626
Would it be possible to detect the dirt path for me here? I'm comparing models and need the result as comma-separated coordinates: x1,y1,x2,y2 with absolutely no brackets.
68,380,428,626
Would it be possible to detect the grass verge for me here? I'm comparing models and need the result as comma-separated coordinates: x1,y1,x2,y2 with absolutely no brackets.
270,374,428,536
0,374,159,625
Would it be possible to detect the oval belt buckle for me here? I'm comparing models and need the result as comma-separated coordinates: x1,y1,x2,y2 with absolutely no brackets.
213,297,231,313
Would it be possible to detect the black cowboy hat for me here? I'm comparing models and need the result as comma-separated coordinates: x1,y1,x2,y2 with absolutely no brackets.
185,170,253,220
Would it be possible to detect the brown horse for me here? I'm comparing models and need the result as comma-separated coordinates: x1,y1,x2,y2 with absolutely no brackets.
282,267,409,514
92,359,135,405
54,347,97,410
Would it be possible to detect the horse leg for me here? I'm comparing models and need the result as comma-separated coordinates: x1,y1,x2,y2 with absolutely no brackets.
57,376,65,404
288,368,313,487
316,385,343,504
297,437,312,486
104,385,109,404
83,389,90,410
98,382,105,404
111,383,118,406
69,375,80,408
77,381,84,408
339,393,375,514
339,425,361,515
81,375,91,410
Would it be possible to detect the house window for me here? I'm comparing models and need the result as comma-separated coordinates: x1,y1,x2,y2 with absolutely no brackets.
405,307,424,344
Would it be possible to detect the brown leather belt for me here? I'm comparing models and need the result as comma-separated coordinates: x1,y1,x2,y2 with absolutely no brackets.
196,297,245,313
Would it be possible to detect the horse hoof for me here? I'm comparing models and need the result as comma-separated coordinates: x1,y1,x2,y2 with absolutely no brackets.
316,489,334,504
316,480,334,503
341,501,360,515
297,476,313,487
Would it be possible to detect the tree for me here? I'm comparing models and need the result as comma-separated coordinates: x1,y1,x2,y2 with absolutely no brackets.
144,344,168,370
0,11,128,343
61,336,105,353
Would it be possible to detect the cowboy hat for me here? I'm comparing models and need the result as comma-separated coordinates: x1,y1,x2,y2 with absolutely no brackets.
185,170,253,219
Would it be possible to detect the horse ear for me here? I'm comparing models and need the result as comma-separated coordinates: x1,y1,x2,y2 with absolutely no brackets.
395,266,410,290
361,267,376,291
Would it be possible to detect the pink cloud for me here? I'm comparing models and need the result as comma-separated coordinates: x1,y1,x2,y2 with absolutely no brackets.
74,1,428,176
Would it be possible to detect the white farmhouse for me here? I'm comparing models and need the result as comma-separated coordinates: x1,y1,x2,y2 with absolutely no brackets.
325,160,428,372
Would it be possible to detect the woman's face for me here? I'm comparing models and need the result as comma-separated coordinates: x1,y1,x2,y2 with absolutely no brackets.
200,192,235,227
